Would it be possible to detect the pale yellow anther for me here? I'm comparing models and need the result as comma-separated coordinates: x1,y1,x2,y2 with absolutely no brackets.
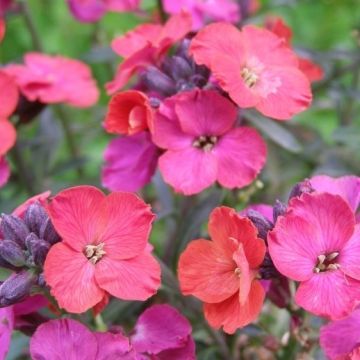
314,252,340,273
317,254,326,264
241,67,259,88
234,268,241,276
85,243,106,264
327,252,339,261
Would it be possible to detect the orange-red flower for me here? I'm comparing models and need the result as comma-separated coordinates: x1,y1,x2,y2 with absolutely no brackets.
44,186,161,313
178,206,266,333
103,90,154,135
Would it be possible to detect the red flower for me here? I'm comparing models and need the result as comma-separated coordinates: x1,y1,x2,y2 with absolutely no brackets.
106,12,192,94
103,90,154,135
190,23,312,120
178,207,266,333
44,186,161,313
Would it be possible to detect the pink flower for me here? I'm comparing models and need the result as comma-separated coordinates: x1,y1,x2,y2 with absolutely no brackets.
30,318,133,360
12,191,51,217
0,18,5,42
106,12,192,94
131,304,196,359
163,0,240,30
67,0,140,23
310,175,360,213
152,89,267,195
102,132,160,192
190,23,312,120
4,53,99,107
103,90,154,135
320,308,360,360
44,186,161,313
269,192,360,319
0,295,47,360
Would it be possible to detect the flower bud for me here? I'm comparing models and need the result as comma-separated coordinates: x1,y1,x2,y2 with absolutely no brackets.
31,240,50,267
288,179,314,200
259,252,280,280
0,240,26,267
142,67,176,96
0,271,36,307
39,218,60,245
267,276,291,309
246,209,273,241
273,200,287,223
163,56,192,81
0,214,29,247
24,202,48,234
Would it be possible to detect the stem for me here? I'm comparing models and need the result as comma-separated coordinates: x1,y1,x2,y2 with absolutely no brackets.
205,325,234,360
18,1,44,52
54,106,84,177
95,314,108,332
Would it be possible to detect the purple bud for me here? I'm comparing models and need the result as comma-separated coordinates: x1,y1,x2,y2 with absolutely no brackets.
24,202,48,234
273,200,287,223
246,210,273,241
0,271,36,307
149,97,161,109
288,179,314,200
32,240,50,267
37,273,46,287
0,214,29,248
259,252,280,280
163,56,192,80
0,240,26,267
143,67,176,96
39,218,60,245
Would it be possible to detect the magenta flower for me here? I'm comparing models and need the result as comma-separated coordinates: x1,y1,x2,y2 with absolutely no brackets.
102,132,160,192
67,0,140,23
30,318,133,360
269,192,360,319
310,175,360,213
4,53,99,108
163,0,240,30
131,304,195,359
320,308,360,360
152,89,267,195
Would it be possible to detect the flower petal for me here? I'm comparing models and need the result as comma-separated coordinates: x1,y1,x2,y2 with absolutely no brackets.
0,307,14,360
95,251,160,301
0,157,10,189
0,71,18,119
204,280,265,334
131,304,192,354
178,239,239,303
44,243,104,313
339,225,360,280
295,271,360,320
47,186,105,251
0,119,16,156
94,331,133,360
215,127,267,189
30,319,97,360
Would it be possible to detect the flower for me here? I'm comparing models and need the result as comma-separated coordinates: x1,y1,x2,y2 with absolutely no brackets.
131,304,196,359
320,308,360,360
190,23,312,120
106,12,192,94
4,53,99,108
44,186,161,313
310,175,360,213
268,192,360,319
178,206,266,333
0,295,48,360
265,16,324,82
30,318,132,360
0,18,5,42
67,0,140,22
103,90,154,135
102,132,160,192
163,0,240,30
152,89,267,195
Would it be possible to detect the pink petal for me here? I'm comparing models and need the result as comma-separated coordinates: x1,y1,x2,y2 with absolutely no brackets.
174,89,237,136
0,70,18,119
95,250,160,301
160,11,192,47
295,271,360,320
178,239,239,303
215,126,266,189
233,244,252,305
256,66,312,120
156,335,196,360
100,191,155,260
12,190,51,217
47,186,105,251
0,119,16,156
44,243,105,313
310,175,360,212
204,280,265,334
30,319,97,360
0,307,14,360
13,295,48,316
320,308,360,360
102,132,159,192
131,304,192,354
105,0,140,12
94,331,133,360
158,147,217,195
339,225,360,280
0,157,10,188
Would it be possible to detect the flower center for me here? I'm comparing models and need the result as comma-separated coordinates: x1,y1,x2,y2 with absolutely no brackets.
193,135,218,151
84,243,106,264
241,67,259,88
314,252,340,273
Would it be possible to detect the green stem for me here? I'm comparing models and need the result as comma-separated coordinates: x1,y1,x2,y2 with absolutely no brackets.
95,314,108,332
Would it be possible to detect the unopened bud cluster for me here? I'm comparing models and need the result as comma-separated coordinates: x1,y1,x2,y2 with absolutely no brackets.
0,202,60,307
